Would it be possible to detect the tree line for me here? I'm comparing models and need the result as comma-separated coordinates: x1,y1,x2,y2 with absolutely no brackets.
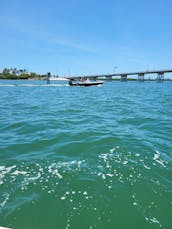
0,68,47,79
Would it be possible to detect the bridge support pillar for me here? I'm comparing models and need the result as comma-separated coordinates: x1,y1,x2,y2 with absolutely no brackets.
47,72,51,84
106,76,112,81
138,73,144,82
121,74,127,82
156,72,164,82
91,76,97,81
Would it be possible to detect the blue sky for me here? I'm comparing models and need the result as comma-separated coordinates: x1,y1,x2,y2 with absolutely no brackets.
0,0,172,77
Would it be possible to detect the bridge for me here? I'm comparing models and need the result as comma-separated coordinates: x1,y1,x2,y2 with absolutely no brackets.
67,69,172,82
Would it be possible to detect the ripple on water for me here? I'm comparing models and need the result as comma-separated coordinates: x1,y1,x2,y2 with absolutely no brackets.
0,81,172,228
0,146,171,228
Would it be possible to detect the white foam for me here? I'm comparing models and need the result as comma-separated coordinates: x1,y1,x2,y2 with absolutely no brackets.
145,216,162,226
11,170,27,175
26,172,41,181
52,170,63,179
123,161,128,165
0,166,6,171
110,148,116,154
152,151,166,167
143,164,151,170
99,154,108,161
0,193,9,208
0,84,69,87
153,151,160,160
156,159,166,167
0,84,15,87
150,217,160,224
48,160,85,172
133,202,137,206
102,174,106,179
2,166,16,173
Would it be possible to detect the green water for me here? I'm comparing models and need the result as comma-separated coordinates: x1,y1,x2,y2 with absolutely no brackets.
0,80,172,229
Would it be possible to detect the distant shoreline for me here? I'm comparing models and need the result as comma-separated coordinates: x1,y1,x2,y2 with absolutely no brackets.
0,68,47,80
1,78,172,81
0,78,47,80
1,68,172,81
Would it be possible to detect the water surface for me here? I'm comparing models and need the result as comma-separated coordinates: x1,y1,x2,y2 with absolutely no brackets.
0,80,172,229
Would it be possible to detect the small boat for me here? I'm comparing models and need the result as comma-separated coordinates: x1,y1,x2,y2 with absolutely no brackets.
69,78,103,87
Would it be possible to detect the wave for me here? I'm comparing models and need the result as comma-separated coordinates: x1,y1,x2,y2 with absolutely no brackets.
0,146,171,227
0,84,69,87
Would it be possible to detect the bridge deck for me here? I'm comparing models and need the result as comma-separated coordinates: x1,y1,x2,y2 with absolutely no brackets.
67,69,172,79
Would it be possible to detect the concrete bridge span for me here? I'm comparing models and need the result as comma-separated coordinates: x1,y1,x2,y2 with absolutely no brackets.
68,69,172,82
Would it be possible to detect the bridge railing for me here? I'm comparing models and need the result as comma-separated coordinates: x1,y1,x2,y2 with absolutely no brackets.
64,69,172,82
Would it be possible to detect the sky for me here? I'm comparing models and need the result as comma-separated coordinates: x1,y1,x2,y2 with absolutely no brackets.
0,0,172,77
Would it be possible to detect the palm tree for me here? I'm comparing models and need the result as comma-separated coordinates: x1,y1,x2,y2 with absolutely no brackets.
23,69,27,74
2,68,10,74
12,68,17,75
